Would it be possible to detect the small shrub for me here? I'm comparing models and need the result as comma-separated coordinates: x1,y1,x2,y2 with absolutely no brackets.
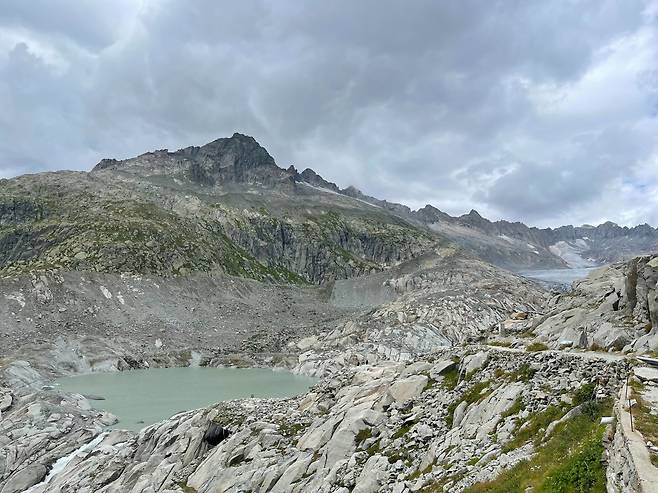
355,427,372,445
392,423,414,440
526,342,549,352
503,404,566,452
487,340,512,348
573,383,596,406
441,366,460,390
501,397,526,419
366,440,381,456
508,363,536,382
651,453,658,468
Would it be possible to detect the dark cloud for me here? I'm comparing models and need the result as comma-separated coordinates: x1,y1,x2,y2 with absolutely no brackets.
0,0,657,227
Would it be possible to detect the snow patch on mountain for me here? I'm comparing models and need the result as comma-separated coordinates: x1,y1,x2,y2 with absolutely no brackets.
549,240,598,268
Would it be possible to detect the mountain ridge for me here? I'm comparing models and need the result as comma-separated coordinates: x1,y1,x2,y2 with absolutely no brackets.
92,131,654,268
91,131,657,238
1,132,655,279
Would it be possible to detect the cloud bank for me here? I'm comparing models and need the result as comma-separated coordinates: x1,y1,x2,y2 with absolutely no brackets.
1,0,657,227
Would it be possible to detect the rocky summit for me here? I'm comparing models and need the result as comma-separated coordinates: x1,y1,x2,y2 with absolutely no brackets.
1,134,658,493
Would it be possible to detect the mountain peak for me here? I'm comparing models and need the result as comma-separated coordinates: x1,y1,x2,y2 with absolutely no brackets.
92,133,287,187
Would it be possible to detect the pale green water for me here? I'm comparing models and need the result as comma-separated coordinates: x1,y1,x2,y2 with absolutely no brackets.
55,367,317,431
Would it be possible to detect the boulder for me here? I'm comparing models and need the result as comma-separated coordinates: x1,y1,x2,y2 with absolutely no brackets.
634,367,658,384
99,412,119,426
0,389,12,412
388,375,429,403
298,415,342,451
452,401,468,428
353,455,390,493
203,423,231,446
462,351,488,375
429,360,456,380
400,361,432,377
324,407,385,465
1,464,47,493
558,327,588,348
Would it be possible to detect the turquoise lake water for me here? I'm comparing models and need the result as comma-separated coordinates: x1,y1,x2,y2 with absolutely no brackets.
55,367,317,431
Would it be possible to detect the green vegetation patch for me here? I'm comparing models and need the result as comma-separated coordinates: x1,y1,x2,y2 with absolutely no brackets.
355,427,373,445
446,380,493,427
392,422,415,440
177,481,198,493
630,385,658,463
502,404,567,453
501,397,526,420
526,342,549,352
463,400,609,493
494,363,537,383
440,366,460,391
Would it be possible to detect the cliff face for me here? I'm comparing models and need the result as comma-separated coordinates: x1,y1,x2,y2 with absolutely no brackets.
624,255,658,331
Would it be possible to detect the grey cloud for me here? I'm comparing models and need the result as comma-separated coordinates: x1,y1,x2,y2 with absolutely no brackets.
0,0,657,227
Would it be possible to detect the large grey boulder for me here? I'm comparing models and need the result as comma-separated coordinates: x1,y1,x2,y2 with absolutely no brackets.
462,351,489,375
0,389,12,412
1,464,47,493
634,367,658,384
388,375,428,403
429,359,456,380
352,455,390,493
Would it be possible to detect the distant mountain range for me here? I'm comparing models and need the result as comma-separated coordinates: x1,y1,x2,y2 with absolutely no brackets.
273,163,657,269
1,133,655,281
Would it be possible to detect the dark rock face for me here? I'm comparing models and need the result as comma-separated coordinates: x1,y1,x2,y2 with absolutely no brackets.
203,423,231,447
0,197,45,225
92,133,292,188
413,205,452,224
295,168,340,193
625,255,658,330
186,133,281,185
221,210,431,283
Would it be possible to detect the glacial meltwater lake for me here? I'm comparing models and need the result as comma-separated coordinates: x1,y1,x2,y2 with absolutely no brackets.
517,267,599,288
55,367,317,431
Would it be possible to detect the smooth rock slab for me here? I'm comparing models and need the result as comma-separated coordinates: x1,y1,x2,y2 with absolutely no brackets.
634,367,658,384
1,463,47,493
388,375,428,403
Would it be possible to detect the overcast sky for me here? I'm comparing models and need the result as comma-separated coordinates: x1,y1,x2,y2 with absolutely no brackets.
1,1,657,227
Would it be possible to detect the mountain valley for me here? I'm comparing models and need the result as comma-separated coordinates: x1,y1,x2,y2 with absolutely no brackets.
1,134,658,493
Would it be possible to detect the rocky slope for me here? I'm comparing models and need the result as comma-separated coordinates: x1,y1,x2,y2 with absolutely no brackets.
528,254,658,352
2,245,649,493
0,269,357,369
0,347,627,493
